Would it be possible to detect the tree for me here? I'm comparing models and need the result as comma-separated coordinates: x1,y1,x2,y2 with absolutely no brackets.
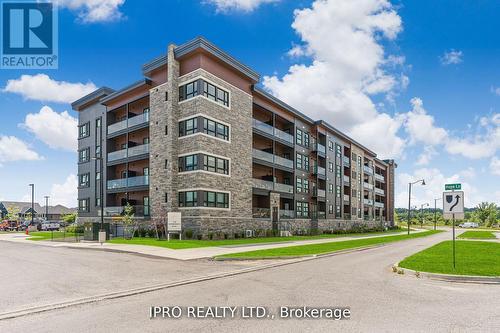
122,203,136,239
474,202,497,226
5,205,19,221
62,213,77,224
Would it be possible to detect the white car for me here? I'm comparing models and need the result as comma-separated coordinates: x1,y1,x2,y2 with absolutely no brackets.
458,222,479,228
41,222,60,231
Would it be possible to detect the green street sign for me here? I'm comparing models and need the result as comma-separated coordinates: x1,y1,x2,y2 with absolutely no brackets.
445,183,461,190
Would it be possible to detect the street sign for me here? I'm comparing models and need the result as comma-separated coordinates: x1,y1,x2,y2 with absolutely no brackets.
442,191,464,220
445,183,461,190
167,212,182,232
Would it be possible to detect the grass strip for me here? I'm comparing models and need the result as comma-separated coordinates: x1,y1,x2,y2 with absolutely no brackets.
217,230,442,259
28,231,77,241
457,231,496,239
107,228,408,250
399,240,500,276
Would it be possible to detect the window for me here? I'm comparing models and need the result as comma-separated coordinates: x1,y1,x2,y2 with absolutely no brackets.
303,179,310,193
179,154,198,172
296,177,309,193
296,129,309,147
179,117,198,136
296,153,309,170
328,141,334,151
296,177,303,193
95,145,101,158
296,129,303,146
203,155,229,175
78,198,89,212
329,162,334,173
336,205,341,218
164,159,168,169
204,118,216,136
79,173,90,188
296,201,309,218
179,79,230,107
336,165,341,178
303,156,310,171
335,144,342,159
143,197,150,216
329,205,334,214
78,148,90,163
336,185,341,198
203,191,229,208
304,133,310,147
179,80,198,101
96,118,101,128
96,172,101,181
96,198,101,207
78,123,90,139
178,191,197,207
296,153,303,170
328,183,334,193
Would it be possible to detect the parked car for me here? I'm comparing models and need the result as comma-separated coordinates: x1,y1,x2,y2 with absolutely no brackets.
0,220,20,231
458,222,479,228
40,221,60,231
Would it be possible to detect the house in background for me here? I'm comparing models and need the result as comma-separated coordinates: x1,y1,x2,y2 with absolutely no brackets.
0,201,76,222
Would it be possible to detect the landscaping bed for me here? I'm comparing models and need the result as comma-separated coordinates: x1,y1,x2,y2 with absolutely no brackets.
399,241,500,277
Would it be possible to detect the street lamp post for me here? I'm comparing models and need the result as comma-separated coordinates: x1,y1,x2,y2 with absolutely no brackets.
420,203,429,228
434,198,442,231
92,155,105,243
29,184,34,228
45,196,51,240
407,179,426,235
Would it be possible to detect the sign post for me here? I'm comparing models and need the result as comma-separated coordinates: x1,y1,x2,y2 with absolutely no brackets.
443,188,464,268
167,212,182,241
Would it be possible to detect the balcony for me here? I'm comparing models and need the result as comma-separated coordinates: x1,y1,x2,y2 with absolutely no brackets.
108,143,149,163
280,210,295,219
313,165,326,176
253,207,270,218
252,119,294,144
252,149,293,169
104,205,149,217
318,211,326,219
343,194,350,203
364,198,374,206
343,156,350,167
374,187,385,196
252,179,294,194
312,188,326,198
314,143,326,155
343,175,350,185
363,182,374,190
375,201,385,208
375,173,385,182
107,175,149,190
108,113,149,136
363,165,374,175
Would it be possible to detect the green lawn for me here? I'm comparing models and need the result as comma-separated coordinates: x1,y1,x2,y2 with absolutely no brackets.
216,230,442,259
108,228,408,250
399,241,500,276
28,231,77,241
457,231,497,239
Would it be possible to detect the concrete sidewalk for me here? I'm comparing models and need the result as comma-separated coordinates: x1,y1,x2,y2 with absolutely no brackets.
0,229,428,260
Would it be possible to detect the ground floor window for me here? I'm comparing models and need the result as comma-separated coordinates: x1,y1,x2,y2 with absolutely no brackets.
296,201,309,218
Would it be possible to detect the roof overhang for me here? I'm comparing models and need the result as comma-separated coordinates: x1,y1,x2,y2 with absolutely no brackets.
100,79,152,105
71,87,115,111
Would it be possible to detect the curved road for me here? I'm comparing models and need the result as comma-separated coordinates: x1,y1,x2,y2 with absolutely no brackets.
1,229,499,332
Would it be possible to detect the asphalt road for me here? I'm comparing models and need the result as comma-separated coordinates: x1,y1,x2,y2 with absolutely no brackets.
1,230,499,332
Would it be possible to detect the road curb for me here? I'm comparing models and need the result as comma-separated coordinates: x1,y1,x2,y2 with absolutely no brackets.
394,263,500,285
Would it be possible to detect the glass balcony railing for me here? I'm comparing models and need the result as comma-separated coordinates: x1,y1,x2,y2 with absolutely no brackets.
343,175,350,184
344,194,350,202
280,210,295,219
374,201,384,208
105,205,149,217
363,166,374,174
107,175,149,190
252,149,293,169
343,156,350,167
252,178,274,191
313,165,326,176
274,182,294,194
317,189,326,197
375,173,385,182
318,211,326,219
316,143,326,154
252,207,270,218
108,113,149,135
363,182,374,190
374,188,385,196
252,119,294,144
364,198,374,206
107,143,150,162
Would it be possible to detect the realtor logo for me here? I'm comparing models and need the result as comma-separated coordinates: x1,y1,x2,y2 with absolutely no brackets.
1,1,58,69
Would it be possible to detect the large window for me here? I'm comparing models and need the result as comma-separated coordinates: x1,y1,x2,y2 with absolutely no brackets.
296,153,309,171
296,201,309,218
78,148,90,163
179,190,229,208
78,198,89,213
336,165,341,178
178,154,198,172
329,162,334,173
179,79,230,107
79,173,90,188
178,153,229,175
78,122,90,139
296,129,309,147
335,143,342,159
296,177,309,193
178,117,198,136
178,191,198,207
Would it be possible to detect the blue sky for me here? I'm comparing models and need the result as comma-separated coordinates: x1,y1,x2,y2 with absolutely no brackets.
0,0,498,208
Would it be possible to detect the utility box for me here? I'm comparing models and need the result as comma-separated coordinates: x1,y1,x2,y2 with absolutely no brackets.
84,222,110,241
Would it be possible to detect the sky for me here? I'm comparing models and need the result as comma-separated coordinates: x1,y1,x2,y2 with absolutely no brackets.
0,0,499,209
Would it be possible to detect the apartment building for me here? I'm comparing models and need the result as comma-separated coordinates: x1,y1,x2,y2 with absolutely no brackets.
72,37,396,235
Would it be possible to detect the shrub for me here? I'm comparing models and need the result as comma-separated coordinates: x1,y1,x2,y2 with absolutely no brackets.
147,228,156,238
208,232,213,240
224,233,229,239
196,234,202,240
65,224,84,234
185,229,193,239
138,228,147,238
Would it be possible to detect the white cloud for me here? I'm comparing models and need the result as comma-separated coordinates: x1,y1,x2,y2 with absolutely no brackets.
49,174,78,207
205,0,279,12
0,136,42,163
396,168,479,208
56,0,125,23
3,74,97,104
490,86,500,96
490,156,500,176
21,106,78,152
416,146,437,166
440,49,463,65
262,0,406,159
403,97,448,145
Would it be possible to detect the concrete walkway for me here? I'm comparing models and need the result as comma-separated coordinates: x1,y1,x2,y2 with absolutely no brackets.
0,229,427,260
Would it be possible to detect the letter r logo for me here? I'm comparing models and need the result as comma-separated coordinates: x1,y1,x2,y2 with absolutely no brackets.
2,2,53,55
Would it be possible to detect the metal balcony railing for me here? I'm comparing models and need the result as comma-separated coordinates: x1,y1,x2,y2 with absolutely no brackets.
107,175,149,190
108,113,149,135
108,143,149,162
